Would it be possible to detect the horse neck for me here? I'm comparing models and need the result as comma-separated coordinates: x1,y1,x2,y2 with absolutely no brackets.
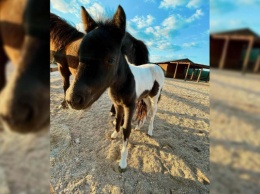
110,53,134,90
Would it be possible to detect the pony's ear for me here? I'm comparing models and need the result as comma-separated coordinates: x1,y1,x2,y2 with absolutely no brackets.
81,6,97,33
112,5,126,38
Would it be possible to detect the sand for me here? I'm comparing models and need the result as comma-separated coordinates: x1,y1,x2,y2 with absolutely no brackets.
210,69,260,194
50,72,210,194
1,67,258,193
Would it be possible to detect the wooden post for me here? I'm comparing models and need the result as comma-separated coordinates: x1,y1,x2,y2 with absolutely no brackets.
184,63,190,81
173,62,178,78
197,68,203,82
206,71,210,82
253,52,260,73
190,69,194,80
242,36,254,73
219,36,229,69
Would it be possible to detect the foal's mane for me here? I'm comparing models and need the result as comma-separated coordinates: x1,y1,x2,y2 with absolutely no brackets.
50,13,84,51
90,18,150,65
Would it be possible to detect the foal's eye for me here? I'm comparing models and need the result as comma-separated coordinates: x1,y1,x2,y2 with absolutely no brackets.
106,58,115,65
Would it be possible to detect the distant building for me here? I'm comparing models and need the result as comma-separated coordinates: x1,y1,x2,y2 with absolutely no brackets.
210,28,260,73
153,58,210,82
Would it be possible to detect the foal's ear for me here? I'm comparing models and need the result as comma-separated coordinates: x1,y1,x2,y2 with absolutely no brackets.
112,5,126,38
81,6,97,33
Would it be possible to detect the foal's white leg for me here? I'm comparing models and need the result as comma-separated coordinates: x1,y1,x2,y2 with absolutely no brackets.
147,97,158,136
135,116,146,130
119,139,128,169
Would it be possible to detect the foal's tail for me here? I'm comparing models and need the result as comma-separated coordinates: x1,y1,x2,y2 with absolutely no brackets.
135,100,148,125
135,89,163,124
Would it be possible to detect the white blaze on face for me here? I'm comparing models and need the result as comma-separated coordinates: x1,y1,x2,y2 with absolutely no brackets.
119,139,128,169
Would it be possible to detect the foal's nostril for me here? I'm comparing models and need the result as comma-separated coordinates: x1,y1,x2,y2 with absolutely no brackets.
0,101,35,125
15,102,35,124
74,94,84,106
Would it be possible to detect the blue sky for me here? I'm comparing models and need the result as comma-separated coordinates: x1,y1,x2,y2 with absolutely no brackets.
50,0,209,65
211,0,260,34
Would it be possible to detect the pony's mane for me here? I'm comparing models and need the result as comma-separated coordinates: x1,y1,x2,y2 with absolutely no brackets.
50,13,84,50
122,32,149,65
95,19,120,30
93,19,150,66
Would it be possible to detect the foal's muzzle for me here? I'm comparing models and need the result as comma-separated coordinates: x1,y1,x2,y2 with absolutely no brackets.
66,92,86,110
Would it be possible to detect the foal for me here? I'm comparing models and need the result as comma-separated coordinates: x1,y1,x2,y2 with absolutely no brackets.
50,7,149,112
66,5,164,170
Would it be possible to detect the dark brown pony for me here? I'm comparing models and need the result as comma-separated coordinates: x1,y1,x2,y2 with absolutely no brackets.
50,7,149,112
0,0,49,133
65,5,164,171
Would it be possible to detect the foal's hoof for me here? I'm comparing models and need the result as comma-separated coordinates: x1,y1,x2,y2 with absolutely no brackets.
146,133,153,137
61,101,68,109
118,166,127,173
112,119,116,126
110,131,118,139
110,112,115,117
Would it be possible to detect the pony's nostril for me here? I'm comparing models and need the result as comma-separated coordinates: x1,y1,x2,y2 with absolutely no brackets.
23,105,34,123
74,94,84,106
15,102,35,124
0,101,35,125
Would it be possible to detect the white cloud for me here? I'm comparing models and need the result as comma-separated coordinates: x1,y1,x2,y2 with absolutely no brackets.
50,0,71,13
131,15,155,28
145,15,177,39
159,0,204,9
145,10,204,39
182,42,197,48
50,0,79,15
186,9,204,22
162,15,177,28
159,0,184,9
142,10,205,53
86,3,105,19
51,1,105,21
78,0,91,4
187,0,202,8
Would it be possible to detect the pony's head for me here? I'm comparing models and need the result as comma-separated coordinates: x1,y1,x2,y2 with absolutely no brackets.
0,0,49,133
66,5,126,110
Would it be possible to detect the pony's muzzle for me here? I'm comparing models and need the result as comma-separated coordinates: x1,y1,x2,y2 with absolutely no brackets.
0,98,37,133
66,91,86,110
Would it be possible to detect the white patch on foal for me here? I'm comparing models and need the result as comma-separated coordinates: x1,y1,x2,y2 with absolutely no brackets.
126,56,165,136
119,139,128,169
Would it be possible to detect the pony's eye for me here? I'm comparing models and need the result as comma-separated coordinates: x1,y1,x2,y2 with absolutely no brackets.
107,58,115,65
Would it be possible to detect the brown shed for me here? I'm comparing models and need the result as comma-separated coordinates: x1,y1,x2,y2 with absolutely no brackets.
210,28,260,73
154,58,210,82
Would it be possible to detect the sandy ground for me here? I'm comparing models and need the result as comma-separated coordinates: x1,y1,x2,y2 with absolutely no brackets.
0,62,50,194
50,72,210,194
210,69,260,194
1,66,258,194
